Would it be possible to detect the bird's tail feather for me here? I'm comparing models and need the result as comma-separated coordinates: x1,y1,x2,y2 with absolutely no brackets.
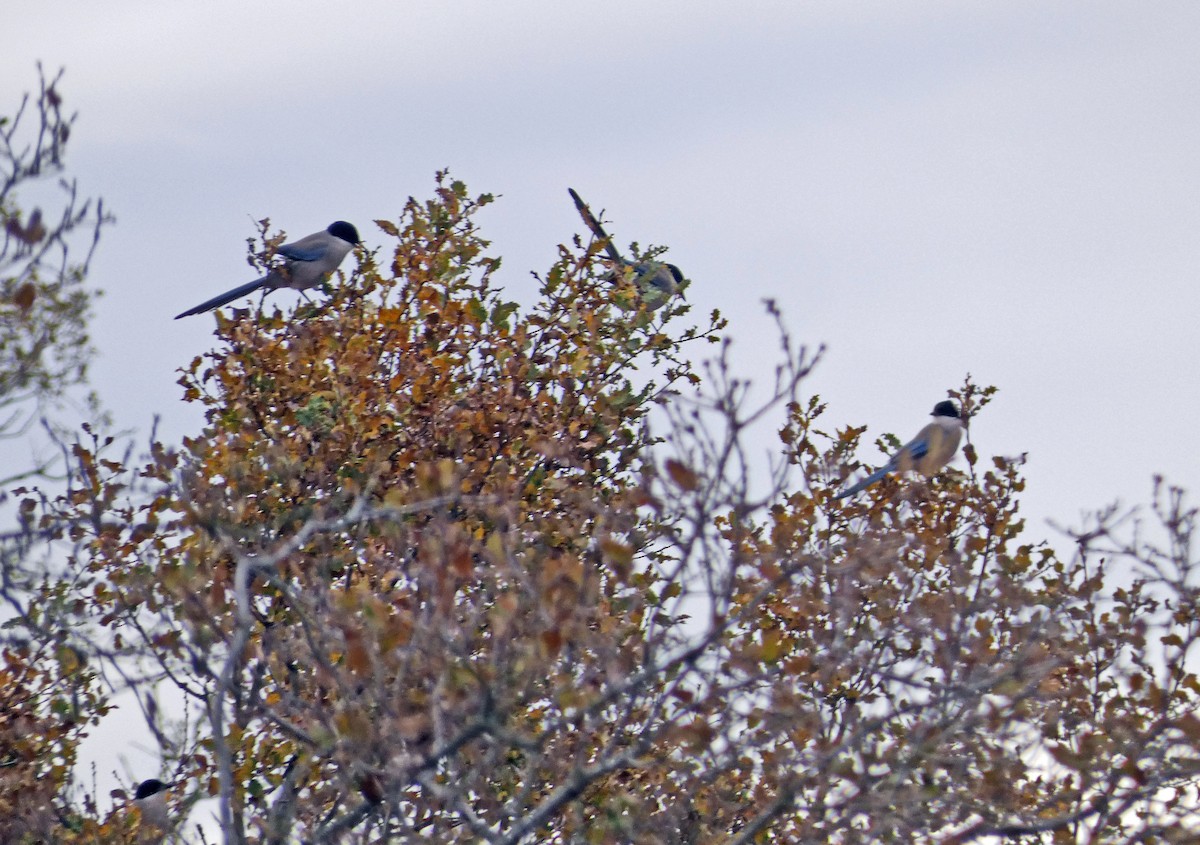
835,465,892,499
174,277,268,319
568,188,624,263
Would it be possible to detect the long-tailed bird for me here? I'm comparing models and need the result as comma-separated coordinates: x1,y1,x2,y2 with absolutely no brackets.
568,188,682,311
174,220,360,319
836,400,963,498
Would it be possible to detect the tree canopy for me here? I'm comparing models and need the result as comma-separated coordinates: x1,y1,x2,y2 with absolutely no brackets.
2,85,1199,845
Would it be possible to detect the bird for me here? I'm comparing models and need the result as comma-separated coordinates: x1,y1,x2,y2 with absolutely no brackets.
835,400,964,499
174,220,361,319
568,188,683,311
132,779,170,833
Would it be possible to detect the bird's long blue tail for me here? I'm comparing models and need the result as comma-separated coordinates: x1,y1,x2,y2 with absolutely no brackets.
568,188,624,263
174,277,267,319
835,465,892,499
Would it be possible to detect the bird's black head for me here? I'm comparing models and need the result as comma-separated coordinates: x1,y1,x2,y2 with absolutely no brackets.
665,263,684,284
931,400,960,419
135,779,168,800
327,221,361,245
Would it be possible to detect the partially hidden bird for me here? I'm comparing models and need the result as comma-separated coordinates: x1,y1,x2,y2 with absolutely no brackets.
132,778,170,831
836,400,964,499
174,220,361,319
568,188,683,311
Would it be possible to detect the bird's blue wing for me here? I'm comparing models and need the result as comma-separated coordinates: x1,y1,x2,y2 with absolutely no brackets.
277,243,326,262
907,437,929,462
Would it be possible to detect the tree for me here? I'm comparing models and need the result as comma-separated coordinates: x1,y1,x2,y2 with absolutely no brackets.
0,65,107,483
0,66,110,843
17,174,1200,842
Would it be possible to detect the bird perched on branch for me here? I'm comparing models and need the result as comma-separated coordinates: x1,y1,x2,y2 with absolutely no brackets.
836,400,963,499
568,188,683,311
174,220,360,319
132,778,170,838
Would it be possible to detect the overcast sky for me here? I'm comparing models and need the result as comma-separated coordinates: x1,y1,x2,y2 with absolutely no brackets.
6,0,1200,810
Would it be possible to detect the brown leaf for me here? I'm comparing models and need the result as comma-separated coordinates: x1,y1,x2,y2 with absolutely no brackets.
665,458,700,491
541,629,563,656
12,282,36,312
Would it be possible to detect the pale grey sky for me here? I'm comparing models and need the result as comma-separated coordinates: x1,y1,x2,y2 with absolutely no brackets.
6,0,1200,809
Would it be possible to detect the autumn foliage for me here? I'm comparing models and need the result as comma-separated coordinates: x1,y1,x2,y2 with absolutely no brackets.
0,68,109,844
4,168,1200,843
